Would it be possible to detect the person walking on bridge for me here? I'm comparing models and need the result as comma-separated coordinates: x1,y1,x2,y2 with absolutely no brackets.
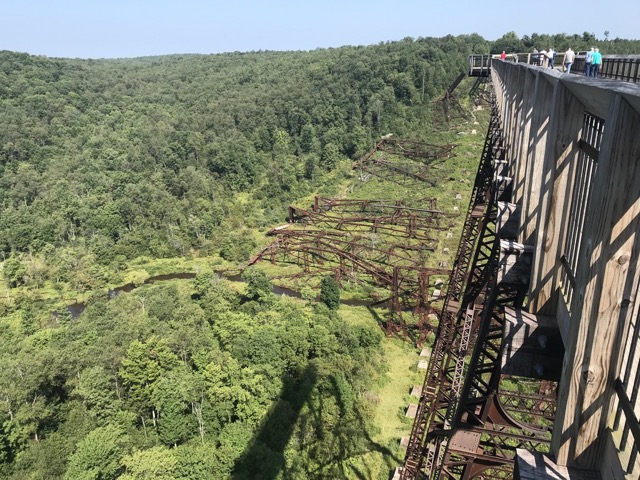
585,47,594,76
591,48,602,77
547,48,556,68
540,49,548,68
563,47,576,74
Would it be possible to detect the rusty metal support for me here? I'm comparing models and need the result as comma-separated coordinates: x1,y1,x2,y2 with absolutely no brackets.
401,91,554,480
352,138,457,185
402,95,502,479
251,194,452,338
254,228,449,336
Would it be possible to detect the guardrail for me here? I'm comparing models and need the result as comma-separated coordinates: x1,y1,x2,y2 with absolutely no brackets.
572,55,640,82
468,54,491,77
471,53,640,83
491,57,640,474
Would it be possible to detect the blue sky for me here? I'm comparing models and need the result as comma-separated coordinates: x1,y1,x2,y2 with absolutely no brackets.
3,0,638,59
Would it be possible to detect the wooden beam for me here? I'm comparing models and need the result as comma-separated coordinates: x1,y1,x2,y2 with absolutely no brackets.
552,94,640,469
515,449,602,479
521,71,546,246
513,68,537,214
528,80,585,316
502,307,563,381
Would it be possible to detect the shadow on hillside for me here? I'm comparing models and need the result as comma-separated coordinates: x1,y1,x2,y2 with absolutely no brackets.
233,364,402,479
232,364,317,480
305,374,402,479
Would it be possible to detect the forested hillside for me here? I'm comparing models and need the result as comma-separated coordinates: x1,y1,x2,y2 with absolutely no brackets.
2,30,633,479
0,33,496,479
0,35,486,279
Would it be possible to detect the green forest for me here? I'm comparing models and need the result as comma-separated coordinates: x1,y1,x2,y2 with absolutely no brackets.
0,31,638,479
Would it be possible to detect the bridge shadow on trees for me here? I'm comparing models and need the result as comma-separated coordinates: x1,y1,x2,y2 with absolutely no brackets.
233,364,317,479
233,364,401,479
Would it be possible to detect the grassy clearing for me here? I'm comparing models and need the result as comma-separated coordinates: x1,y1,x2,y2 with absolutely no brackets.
339,304,424,477
373,337,424,444
340,304,425,469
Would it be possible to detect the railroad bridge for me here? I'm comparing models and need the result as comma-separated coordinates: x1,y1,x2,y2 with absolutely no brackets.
399,56,640,479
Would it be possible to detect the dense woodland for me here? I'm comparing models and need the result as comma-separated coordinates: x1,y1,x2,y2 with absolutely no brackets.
490,31,640,54
0,31,637,479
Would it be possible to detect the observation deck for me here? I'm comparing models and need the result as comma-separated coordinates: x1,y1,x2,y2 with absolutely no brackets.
402,54,640,479
469,53,640,81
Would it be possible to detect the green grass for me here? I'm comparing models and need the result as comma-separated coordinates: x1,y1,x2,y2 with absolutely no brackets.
338,304,425,477
339,304,425,444
373,338,424,444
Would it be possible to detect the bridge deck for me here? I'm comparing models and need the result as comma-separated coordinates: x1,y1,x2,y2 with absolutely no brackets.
469,54,640,82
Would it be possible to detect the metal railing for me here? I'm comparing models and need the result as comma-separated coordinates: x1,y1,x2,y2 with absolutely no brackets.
614,378,640,474
470,53,640,83
572,55,640,82
561,112,603,307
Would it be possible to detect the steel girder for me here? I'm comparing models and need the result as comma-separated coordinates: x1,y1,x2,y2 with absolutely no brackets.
250,194,453,339
352,138,457,185
401,92,555,480
402,95,503,480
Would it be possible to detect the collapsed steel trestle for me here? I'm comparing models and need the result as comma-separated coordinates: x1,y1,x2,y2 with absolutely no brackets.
250,138,460,337
353,138,456,185
250,197,451,338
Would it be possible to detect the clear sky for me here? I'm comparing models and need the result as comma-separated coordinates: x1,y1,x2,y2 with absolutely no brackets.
2,0,638,59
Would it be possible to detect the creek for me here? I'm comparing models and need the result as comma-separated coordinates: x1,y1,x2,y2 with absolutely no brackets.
62,271,375,319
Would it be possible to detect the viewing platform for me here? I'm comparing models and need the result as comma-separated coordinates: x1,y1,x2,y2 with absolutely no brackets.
469,53,640,82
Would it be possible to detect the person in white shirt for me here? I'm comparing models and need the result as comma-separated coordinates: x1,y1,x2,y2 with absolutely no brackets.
547,48,556,68
540,49,548,68
563,48,576,74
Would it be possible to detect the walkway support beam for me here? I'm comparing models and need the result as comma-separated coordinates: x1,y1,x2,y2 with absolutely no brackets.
492,60,640,474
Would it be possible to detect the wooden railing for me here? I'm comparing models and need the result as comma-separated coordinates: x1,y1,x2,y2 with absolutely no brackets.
472,53,640,83
468,54,491,77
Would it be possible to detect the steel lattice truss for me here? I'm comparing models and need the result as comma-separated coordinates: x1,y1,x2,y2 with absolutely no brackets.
250,195,452,338
287,196,448,245
401,93,555,479
353,137,457,185
436,72,469,122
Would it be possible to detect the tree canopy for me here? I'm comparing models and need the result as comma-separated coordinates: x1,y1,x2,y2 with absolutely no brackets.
1,31,638,479
491,30,640,54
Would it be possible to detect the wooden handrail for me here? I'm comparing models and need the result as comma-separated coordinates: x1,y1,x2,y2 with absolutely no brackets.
615,378,640,448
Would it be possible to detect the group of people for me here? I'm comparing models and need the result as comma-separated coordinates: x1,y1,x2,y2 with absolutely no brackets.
530,48,556,68
520,46,603,77
583,47,602,77
500,47,604,77
562,47,602,76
